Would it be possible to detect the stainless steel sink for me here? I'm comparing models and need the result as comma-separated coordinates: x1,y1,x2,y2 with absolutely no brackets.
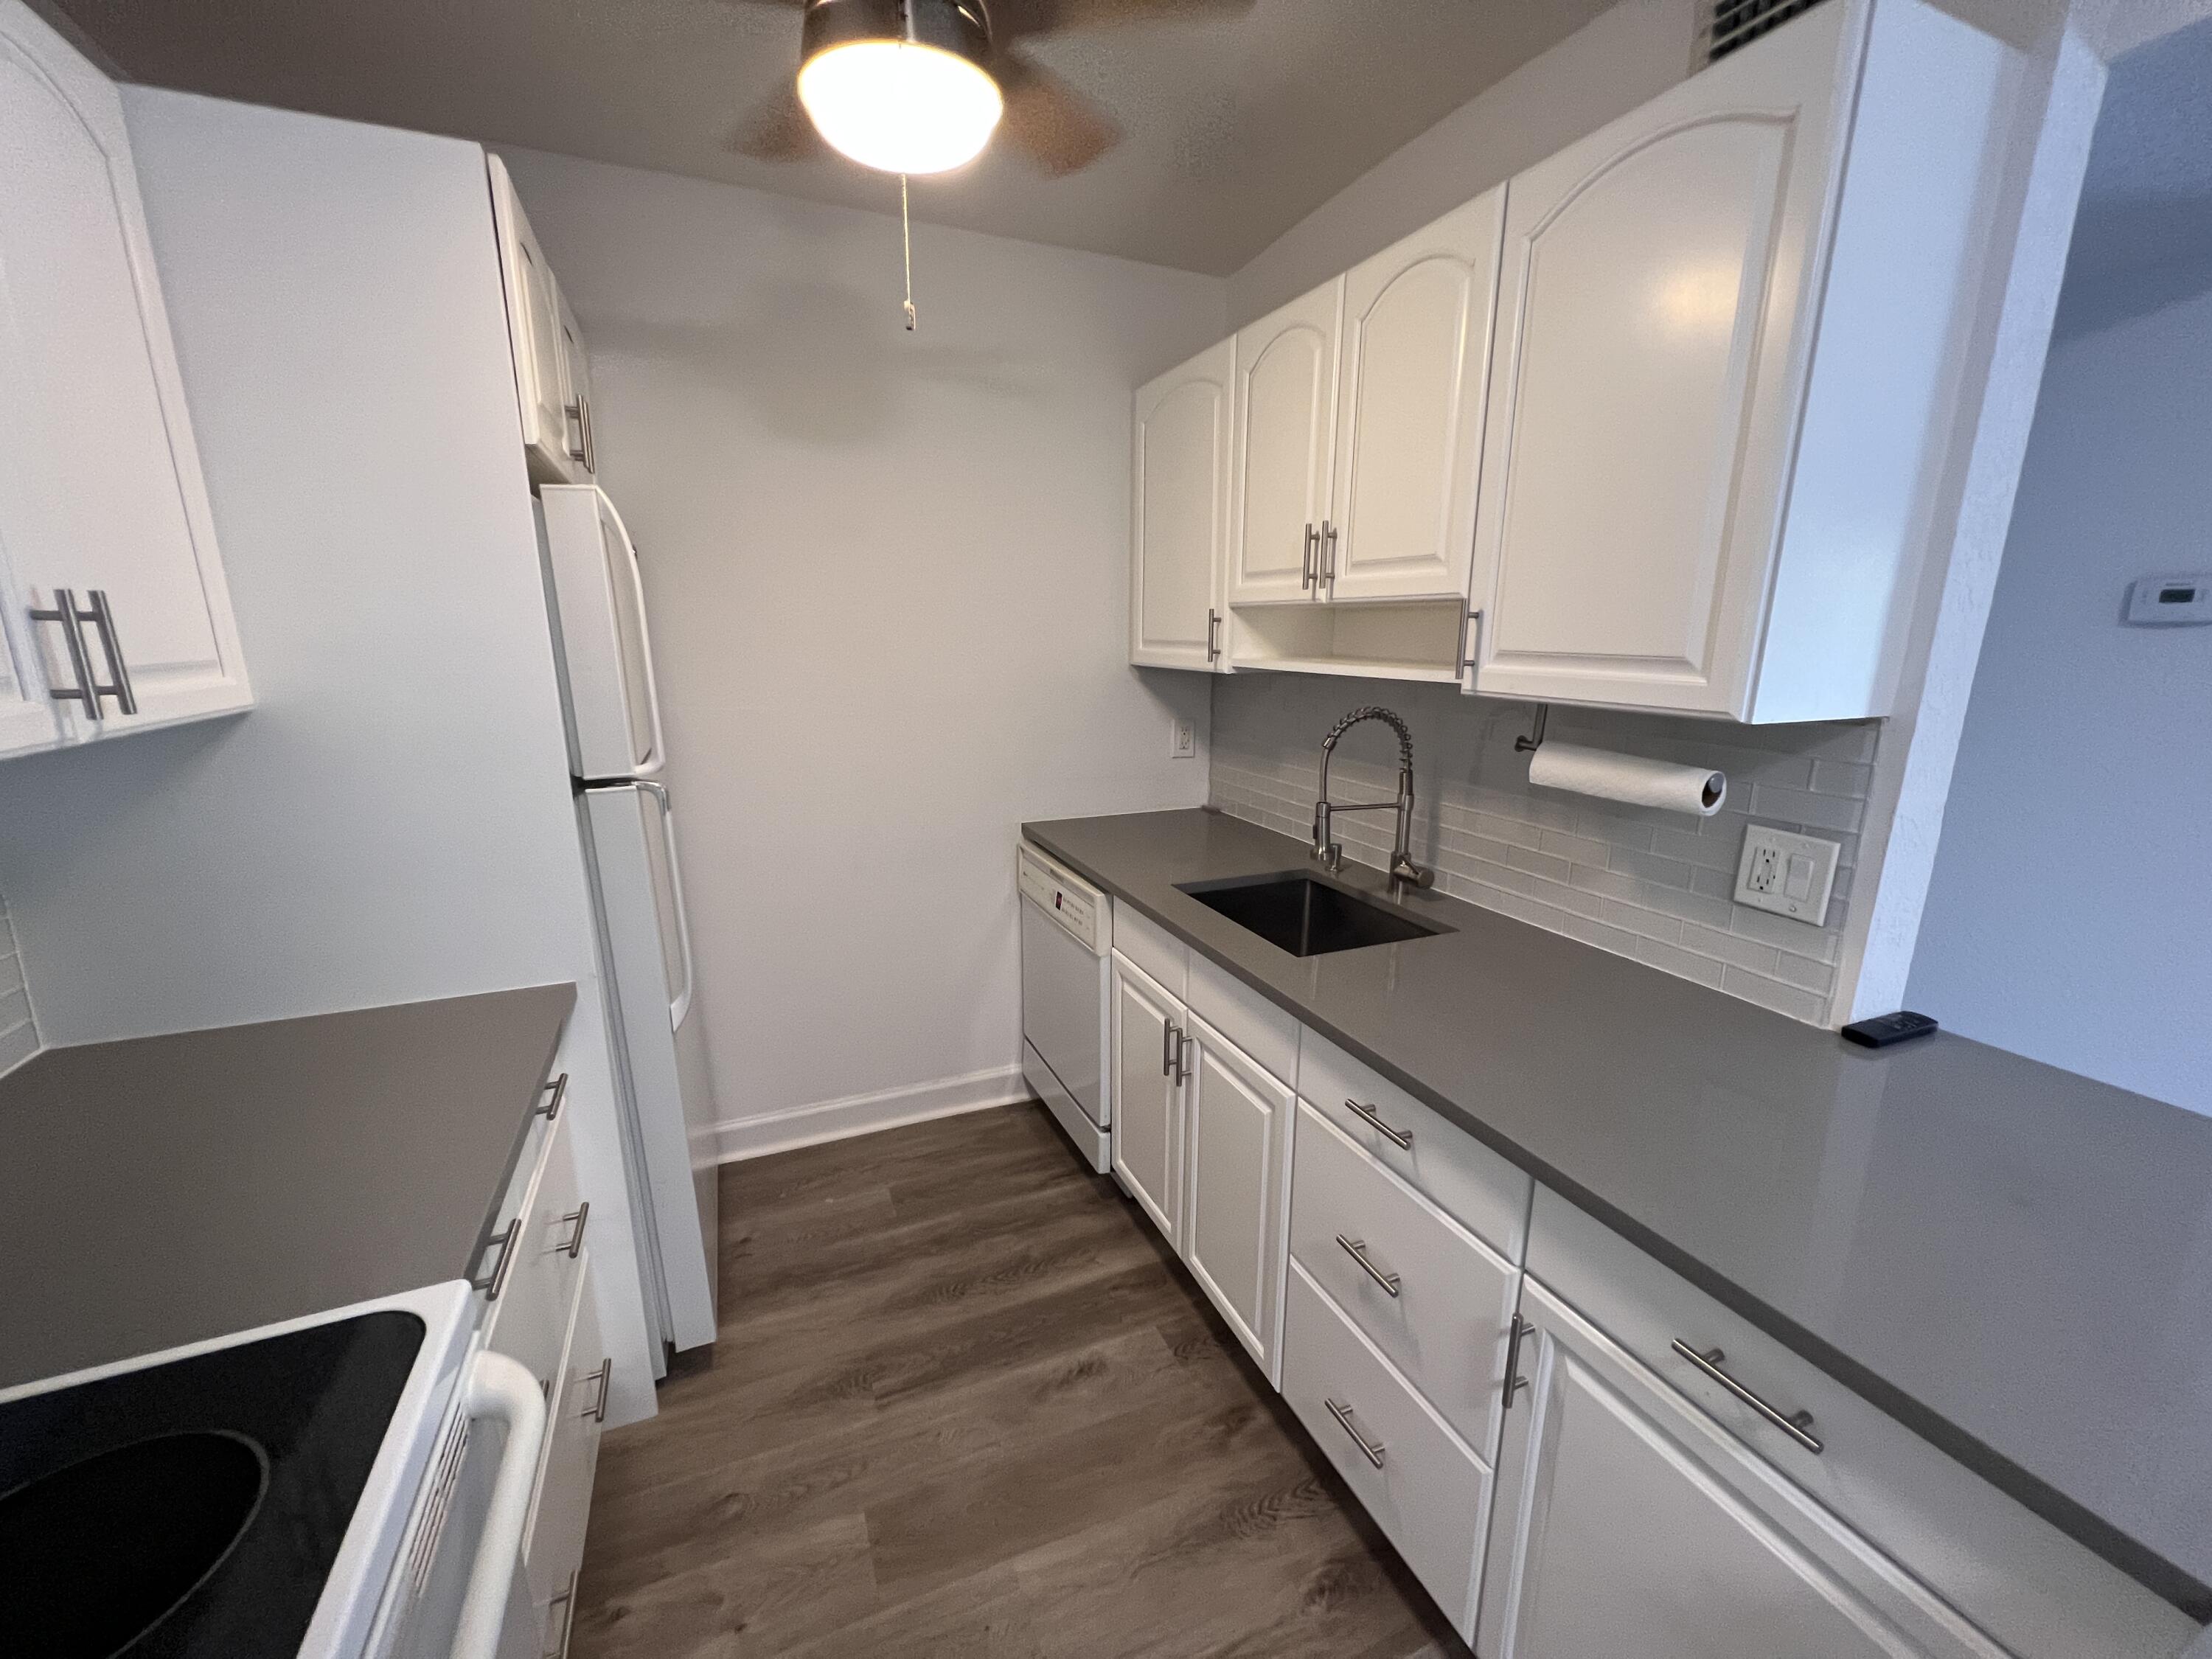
1178,872,1449,958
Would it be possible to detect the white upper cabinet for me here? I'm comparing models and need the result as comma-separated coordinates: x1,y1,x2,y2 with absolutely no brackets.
489,153,589,487
1327,187,1504,603
1129,339,1232,670
1228,279,1341,605
1468,0,2007,720
0,1,251,760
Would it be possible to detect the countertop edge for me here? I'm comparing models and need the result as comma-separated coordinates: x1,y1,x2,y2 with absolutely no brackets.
1022,816,2212,1621
463,982,579,1277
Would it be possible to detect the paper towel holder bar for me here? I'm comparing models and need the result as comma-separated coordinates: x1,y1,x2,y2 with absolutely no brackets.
1514,704,1550,754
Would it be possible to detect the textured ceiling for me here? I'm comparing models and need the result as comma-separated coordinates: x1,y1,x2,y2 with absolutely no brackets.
2057,14,2212,336
49,0,1622,276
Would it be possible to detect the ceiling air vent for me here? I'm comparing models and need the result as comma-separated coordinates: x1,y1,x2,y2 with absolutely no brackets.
1697,0,1832,65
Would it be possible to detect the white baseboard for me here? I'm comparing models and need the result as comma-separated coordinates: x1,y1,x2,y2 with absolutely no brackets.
712,1064,1033,1164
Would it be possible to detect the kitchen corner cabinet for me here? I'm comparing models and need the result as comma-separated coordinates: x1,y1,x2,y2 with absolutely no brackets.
1479,1279,2008,1659
489,153,594,488
1467,0,2007,721
0,0,251,762
1129,339,1232,670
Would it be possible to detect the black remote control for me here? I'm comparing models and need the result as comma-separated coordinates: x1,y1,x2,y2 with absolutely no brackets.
1840,1010,1938,1049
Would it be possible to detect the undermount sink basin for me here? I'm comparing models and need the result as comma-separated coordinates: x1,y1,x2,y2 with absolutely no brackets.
0,1429,269,1656
1178,872,1449,958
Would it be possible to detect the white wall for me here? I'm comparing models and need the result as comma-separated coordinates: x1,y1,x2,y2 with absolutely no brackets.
0,91,658,1423
1907,284,2212,1110
499,150,1222,1150
1227,0,1697,328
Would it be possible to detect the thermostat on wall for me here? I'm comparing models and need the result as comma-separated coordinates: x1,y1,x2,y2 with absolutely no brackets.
2125,574,2212,626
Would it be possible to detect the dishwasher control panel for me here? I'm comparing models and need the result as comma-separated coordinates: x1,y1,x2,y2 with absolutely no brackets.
1018,843,1106,954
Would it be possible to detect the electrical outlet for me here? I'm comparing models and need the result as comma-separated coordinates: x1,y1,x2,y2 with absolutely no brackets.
1734,825,1840,924
1169,717,1197,759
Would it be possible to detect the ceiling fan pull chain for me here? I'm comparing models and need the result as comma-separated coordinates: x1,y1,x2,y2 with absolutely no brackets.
900,173,917,332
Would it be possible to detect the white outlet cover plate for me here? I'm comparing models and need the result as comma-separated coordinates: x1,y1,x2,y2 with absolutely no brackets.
1734,824,1840,924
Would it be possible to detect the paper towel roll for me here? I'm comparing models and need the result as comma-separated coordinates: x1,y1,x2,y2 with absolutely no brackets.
1527,741,1727,817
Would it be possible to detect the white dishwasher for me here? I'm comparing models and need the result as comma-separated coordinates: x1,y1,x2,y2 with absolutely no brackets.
1018,842,1113,1172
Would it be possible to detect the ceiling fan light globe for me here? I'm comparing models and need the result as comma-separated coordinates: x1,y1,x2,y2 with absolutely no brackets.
797,40,1004,175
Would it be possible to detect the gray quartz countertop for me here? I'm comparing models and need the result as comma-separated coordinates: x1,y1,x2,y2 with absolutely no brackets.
1024,808,2212,1617
0,984,574,1391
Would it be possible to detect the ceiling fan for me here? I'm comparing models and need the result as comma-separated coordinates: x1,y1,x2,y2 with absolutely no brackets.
738,0,1249,178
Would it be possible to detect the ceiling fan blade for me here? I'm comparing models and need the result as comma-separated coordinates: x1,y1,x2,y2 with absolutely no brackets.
728,80,825,161
989,0,1253,41
993,51,1120,175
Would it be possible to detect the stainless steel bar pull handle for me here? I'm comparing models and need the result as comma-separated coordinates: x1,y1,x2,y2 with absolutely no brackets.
1301,523,1317,590
1321,521,1338,584
564,400,588,465
561,1200,591,1259
1206,608,1221,663
1503,1313,1533,1408
1344,1098,1412,1150
1672,1340,1823,1454
472,1218,523,1301
539,1071,570,1121
1161,1019,1175,1078
1324,1397,1385,1468
83,591,136,714
543,1570,579,1659
580,1358,613,1423
28,590,100,717
1336,1235,1401,1297
581,395,597,473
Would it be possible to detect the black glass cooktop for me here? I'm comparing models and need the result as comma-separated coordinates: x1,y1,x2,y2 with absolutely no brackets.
0,1310,424,1657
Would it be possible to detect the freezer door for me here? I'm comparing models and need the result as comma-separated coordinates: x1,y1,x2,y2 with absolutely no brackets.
580,783,718,1352
541,485,665,781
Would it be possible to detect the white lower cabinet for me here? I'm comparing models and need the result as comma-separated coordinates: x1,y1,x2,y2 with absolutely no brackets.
526,1253,608,1659
1180,1011,1293,1377
1110,950,1185,1245
1091,905,2192,1655
1287,1099,1517,1457
1479,1278,2008,1659
1281,1262,1491,1638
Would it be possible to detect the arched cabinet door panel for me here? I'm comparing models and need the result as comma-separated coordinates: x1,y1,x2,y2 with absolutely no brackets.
1228,279,1341,606
0,1,249,754
1130,339,1233,670
1327,187,1504,604
1467,1,1849,717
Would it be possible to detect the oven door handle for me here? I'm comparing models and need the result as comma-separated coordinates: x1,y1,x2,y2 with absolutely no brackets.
451,1351,549,1659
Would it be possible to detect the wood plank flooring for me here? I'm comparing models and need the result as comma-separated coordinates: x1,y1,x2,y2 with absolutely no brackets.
569,1102,1470,1659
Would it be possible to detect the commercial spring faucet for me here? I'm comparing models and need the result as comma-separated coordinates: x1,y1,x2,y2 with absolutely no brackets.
1311,705,1432,892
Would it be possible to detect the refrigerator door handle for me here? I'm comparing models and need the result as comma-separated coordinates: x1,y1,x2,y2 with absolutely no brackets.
636,779,696,1030
597,488,669,778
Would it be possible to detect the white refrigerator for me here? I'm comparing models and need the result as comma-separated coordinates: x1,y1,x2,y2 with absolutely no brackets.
539,484,720,1366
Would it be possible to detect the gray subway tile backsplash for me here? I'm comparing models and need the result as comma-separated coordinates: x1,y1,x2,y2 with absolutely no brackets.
1207,675,1879,1027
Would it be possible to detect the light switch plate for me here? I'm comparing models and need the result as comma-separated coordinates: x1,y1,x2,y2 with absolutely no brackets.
1735,825,1840,924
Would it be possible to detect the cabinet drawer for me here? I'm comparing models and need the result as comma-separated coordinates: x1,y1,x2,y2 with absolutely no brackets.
1112,902,1186,996
526,1252,607,1650
1187,952,1298,1086
1298,1032,1529,1262
1290,1102,1517,1457
1528,1189,2197,1659
483,1105,586,1401
1281,1262,1491,1638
